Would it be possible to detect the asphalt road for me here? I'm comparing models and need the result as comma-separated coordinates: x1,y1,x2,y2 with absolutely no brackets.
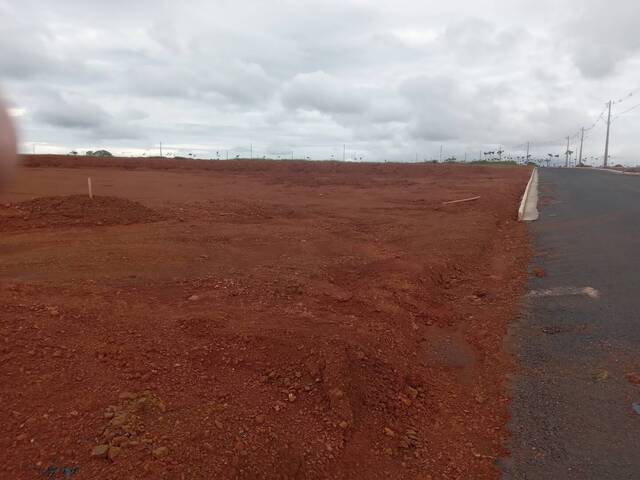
503,168,640,479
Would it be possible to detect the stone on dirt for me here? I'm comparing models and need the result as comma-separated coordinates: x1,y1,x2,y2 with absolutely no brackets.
91,444,110,458
153,446,169,458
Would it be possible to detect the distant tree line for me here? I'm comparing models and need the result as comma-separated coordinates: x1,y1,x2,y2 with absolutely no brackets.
68,150,113,157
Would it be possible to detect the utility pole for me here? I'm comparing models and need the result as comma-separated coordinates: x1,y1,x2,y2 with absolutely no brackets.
565,137,570,167
159,142,163,158
439,145,443,162
464,151,467,162
578,127,585,166
603,100,612,167
343,144,346,161
526,142,530,164
250,143,253,160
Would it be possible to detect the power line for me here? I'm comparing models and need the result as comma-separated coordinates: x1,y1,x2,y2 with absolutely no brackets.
584,106,608,132
612,87,640,105
530,87,640,167
611,102,640,122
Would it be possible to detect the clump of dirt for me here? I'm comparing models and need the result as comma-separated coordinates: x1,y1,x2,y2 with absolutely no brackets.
92,391,167,462
532,267,546,278
0,195,163,230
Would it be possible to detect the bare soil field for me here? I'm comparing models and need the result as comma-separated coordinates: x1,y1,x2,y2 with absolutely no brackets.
1,156,530,479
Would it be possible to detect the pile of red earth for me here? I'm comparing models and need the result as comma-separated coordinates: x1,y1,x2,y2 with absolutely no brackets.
0,195,163,230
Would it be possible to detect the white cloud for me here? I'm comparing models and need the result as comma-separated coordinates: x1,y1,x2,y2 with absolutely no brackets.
1,0,640,164
282,71,369,114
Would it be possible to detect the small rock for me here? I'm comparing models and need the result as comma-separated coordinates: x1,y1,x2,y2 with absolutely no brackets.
406,386,419,400
339,421,348,429
626,372,640,385
110,413,128,427
214,419,223,429
188,295,201,302
532,268,546,278
384,427,396,437
288,392,297,402
399,438,411,450
406,429,419,440
108,446,122,461
153,446,169,458
16,433,27,441
91,444,110,458
329,388,344,398
593,369,609,382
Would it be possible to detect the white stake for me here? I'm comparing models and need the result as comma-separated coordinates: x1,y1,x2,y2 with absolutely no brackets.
88,177,93,199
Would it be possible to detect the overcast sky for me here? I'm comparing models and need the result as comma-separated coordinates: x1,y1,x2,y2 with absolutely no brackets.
2,0,640,164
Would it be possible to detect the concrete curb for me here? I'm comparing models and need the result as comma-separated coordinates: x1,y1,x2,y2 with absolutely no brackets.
571,167,640,176
595,168,640,176
518,168,539,222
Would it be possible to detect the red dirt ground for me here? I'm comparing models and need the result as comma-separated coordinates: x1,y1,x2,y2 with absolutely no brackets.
1,156,530,479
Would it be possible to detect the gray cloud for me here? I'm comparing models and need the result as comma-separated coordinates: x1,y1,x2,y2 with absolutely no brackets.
31,92,143,142
1,0,640,164
35,94,110,129
282,72,369,114
563,0,640,78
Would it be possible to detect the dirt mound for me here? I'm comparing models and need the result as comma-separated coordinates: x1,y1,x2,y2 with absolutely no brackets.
0,195,163,230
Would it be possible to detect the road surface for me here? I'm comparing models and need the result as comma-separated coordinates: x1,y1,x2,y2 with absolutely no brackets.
503,168,640,479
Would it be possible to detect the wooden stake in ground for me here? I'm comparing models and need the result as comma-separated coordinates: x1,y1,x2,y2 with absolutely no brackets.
442,196,480,205
88,177,93,200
